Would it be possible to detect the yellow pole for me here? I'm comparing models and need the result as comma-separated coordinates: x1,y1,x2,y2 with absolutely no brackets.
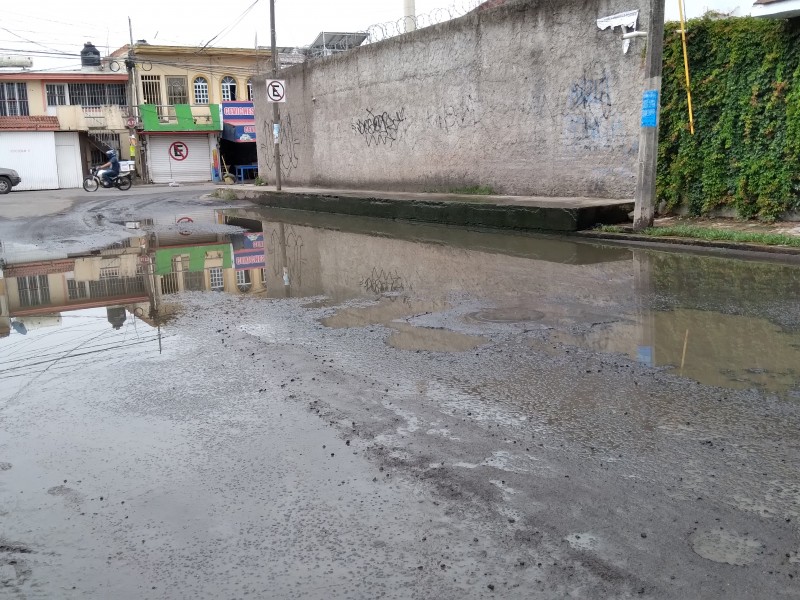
678,0,695,134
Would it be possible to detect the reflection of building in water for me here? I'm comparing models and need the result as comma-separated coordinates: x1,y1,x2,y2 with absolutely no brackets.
153,234,267,296
1,237,150,318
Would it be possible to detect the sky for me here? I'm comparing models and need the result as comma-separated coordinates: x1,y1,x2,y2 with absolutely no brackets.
1,0,756,72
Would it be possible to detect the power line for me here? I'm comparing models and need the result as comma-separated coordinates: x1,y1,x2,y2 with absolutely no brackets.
196,0,261,53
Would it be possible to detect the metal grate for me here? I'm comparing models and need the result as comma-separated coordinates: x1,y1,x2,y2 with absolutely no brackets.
0,82,29,116
18,275,50,307
66,83,125,107
141,75,162,106
87,276,145,299
166,76,188,105
67,279,89,300
46,83,67,106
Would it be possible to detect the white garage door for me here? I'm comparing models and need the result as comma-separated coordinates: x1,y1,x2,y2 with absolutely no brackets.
0,131,58,190
147,135,212,184
55,132,83,189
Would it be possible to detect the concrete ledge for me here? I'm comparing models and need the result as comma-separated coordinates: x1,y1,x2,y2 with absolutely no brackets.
229,187,634,232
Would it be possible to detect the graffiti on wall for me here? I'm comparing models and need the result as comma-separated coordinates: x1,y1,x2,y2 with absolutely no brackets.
261,113,301,178
565,69,615,144
351,108,407,147
360,267,412,295
427,95,479,132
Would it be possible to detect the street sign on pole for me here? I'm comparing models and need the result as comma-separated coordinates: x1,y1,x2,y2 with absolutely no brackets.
266,79,286,103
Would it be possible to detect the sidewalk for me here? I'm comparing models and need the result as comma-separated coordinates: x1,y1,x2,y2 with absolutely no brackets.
226,185,633,232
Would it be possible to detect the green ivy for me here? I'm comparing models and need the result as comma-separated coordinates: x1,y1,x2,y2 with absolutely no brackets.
658,17,800,221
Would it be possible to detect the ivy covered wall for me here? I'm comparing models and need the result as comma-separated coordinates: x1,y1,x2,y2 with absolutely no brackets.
658,18,800,221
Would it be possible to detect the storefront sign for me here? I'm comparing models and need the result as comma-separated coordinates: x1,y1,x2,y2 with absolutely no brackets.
232,233,265,270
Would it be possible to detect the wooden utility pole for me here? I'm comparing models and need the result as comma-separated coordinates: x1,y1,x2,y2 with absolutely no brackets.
269,0,282,190
632,0,666,231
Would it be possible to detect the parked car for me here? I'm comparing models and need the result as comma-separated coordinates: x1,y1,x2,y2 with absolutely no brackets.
0,168,21,194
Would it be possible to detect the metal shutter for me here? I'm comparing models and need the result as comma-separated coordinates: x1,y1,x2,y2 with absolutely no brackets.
146,135,212,183
0,131,58,190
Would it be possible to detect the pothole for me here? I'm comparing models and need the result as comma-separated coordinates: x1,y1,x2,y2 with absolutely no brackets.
386,323,488,352
464,308,545,324
690,530,762,566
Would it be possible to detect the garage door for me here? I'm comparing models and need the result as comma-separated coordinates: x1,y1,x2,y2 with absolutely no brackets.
0,131,58,190
147,135,212,184
55,132,83,189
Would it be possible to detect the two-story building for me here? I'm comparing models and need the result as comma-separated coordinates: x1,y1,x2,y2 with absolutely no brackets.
108,43,283,184
0,42,132,190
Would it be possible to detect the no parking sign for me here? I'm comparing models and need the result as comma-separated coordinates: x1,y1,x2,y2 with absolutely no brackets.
169,141,189,161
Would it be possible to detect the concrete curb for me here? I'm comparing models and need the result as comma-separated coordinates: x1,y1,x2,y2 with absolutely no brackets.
574,230,800,258
230,189,633,233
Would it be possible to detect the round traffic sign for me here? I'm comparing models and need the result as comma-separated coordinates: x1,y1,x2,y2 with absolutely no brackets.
266,80,285,102
169,141,189,161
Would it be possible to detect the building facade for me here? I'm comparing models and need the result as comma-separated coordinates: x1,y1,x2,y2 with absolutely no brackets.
109,43,278,184
0,43,131,190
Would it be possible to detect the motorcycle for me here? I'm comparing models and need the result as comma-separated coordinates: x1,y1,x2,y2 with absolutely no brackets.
83,167,132,192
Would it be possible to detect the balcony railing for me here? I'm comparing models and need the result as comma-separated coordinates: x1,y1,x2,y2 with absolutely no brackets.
138,104,222,132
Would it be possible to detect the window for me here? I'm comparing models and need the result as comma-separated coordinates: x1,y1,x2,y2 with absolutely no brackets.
0,82,29,116
67,83,127,107
210,267,224,291
221,76,237,102
247,78,253,101
100,266,120,279
141,75,162,105
46,84,68,106
236,270,252,293
17,275,50,307
193,76,209,104
67,279,88,301
166,76,188,105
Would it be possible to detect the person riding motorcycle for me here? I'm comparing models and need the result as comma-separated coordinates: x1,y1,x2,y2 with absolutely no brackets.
97,150,120,187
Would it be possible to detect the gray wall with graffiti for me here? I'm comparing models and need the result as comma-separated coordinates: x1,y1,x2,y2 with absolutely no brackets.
253,0,648,198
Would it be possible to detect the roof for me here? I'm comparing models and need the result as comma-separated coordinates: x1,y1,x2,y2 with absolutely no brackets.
0,116,60,131
308,32,368,55
110,43,272,58
0,72,129,82
754,0,788,4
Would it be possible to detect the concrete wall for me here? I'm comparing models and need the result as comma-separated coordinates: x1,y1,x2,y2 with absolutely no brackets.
254,0,649,198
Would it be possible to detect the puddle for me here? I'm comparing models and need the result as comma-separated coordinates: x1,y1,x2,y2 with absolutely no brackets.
552,308,800,394
386,322,487,352
464,308,546,324
690,530,763,566
319,297,447,329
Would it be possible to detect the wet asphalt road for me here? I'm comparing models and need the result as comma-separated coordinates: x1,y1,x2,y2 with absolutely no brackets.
1,189,799,599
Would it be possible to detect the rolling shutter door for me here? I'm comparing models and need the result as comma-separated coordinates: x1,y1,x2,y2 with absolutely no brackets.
0,131,58,190
147,135,212,183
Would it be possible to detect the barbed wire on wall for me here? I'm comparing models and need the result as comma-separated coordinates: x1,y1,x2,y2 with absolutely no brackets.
308,0,497,58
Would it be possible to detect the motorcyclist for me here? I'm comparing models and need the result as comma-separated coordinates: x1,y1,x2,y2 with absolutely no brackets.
97,150,120,187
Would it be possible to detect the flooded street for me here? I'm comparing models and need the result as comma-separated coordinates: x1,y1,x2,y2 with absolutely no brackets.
1,191,799,599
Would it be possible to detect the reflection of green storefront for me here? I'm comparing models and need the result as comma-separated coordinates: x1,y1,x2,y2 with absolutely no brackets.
155,244,233,293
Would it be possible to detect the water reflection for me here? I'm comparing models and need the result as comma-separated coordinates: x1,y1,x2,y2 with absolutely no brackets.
3,207,799,396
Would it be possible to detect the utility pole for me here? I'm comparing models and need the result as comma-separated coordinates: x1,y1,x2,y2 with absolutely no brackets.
269,0,282,190
127,18,144,181
632,0,666,231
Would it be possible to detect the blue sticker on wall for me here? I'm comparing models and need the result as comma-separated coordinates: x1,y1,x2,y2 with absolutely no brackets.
641,89,659,128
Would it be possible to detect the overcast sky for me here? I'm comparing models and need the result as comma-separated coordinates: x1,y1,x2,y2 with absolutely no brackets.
2,0,754,71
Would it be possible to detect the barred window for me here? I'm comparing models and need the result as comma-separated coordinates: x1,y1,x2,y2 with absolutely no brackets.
247,78,253,101
141,75,162,106
46,83,68,106
193,76,209,104
166,76,188,105
66,83,127,107
0,82,29,116
221,76,237,102
210,267,224,291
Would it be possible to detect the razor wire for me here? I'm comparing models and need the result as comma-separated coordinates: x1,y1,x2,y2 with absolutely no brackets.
308,0,502,58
